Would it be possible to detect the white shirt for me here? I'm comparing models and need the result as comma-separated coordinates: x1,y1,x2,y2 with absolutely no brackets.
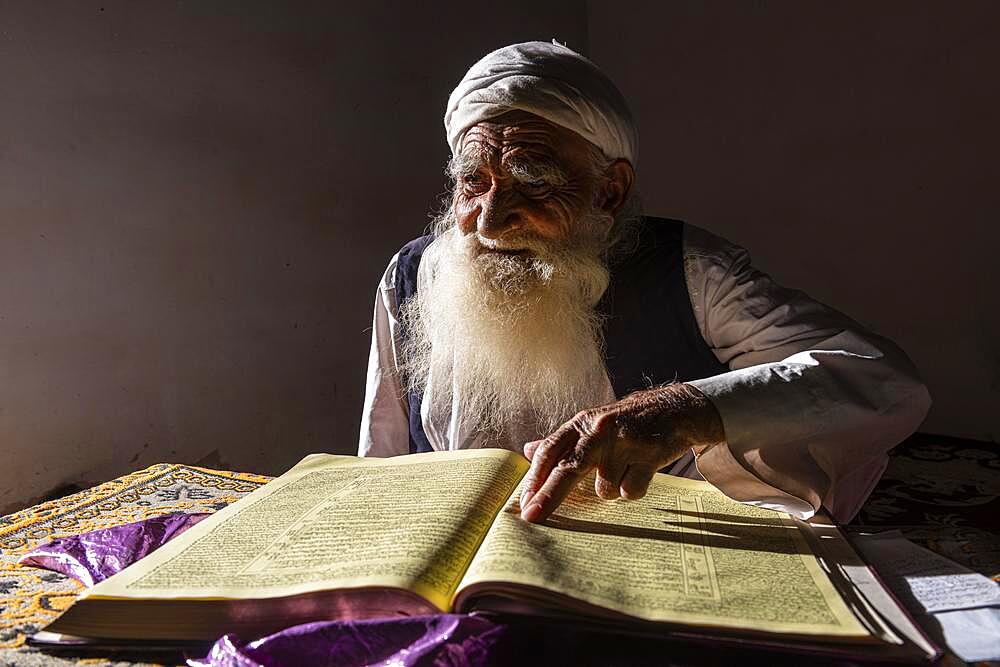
358,223,931,523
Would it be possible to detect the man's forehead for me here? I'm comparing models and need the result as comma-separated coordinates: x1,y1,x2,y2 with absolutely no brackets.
459,112,592,168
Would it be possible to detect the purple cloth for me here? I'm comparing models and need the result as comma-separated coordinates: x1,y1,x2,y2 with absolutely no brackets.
187,615,506,667
17,512,209,586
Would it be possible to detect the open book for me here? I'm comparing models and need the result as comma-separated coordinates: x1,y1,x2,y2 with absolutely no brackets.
40,449,938,660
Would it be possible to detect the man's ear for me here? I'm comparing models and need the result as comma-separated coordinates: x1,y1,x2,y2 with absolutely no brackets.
596,159,635,216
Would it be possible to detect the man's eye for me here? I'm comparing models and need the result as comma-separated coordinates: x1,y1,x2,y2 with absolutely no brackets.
521,179,550,193
462,174,489,192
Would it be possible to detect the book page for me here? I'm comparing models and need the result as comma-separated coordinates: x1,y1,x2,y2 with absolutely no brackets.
457,472,869,637
85,449,528,611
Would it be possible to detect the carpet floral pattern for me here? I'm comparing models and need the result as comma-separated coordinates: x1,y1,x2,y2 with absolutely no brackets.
0,463,270,664
848,433,1000,581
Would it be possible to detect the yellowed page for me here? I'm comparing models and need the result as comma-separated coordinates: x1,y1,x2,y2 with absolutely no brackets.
457,471,868,637
83,449,528,611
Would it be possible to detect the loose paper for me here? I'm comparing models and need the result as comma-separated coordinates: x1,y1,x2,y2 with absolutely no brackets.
852,531,1000,613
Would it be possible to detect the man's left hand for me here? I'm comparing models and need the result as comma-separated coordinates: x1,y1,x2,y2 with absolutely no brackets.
519,383,725,523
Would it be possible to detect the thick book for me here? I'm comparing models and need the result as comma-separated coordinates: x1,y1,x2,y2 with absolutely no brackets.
39,449,939,661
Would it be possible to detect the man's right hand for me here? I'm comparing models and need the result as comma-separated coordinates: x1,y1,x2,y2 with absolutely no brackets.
518,383,725,523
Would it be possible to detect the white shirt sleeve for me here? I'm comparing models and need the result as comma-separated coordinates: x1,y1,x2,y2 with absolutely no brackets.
358,253,411,458
682,224,931,523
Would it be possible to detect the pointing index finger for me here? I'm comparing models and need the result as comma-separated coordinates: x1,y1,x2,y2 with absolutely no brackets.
521,457,591,523
519,424,576,510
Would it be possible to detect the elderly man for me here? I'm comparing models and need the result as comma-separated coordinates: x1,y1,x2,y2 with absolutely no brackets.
358,41,930,526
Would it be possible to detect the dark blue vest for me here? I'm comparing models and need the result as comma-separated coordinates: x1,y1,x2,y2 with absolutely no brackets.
395,217,728,454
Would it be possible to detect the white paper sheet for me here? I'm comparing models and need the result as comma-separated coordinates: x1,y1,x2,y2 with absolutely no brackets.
853,531,1000,613
935,607,1000,662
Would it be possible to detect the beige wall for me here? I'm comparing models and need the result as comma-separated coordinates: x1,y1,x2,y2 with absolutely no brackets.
0,1,586,512
588,1,999,442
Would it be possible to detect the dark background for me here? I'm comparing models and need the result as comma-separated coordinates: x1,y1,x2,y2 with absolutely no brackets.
1,1,996,512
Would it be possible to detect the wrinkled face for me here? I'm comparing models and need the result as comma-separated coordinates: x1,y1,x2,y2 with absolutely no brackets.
450,111,609,250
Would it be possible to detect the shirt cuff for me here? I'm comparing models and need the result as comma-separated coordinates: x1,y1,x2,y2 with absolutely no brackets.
692,442,815,519
688,370,828,519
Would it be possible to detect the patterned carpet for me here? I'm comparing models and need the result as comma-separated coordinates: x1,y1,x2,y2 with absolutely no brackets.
848,433,1000,581
0,434,996,666
0,463,270,666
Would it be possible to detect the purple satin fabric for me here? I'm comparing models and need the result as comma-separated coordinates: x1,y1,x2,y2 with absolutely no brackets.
187,615,505,667
17,512,209,586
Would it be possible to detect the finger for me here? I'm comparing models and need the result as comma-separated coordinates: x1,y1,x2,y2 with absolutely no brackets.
523,439,543,461
595,450,629,500
619,463,656,500
521,457,594,523
522,439,602,523
519,425,578,510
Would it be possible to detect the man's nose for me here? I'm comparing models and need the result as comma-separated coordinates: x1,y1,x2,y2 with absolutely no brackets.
477,187,524,240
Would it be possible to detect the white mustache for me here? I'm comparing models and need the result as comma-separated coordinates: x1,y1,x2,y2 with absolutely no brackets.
466,233,554,256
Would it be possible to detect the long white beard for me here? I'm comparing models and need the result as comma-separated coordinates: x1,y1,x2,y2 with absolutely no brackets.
399,211,613,448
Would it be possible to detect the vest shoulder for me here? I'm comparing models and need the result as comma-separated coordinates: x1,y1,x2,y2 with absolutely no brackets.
393,234,435,306
397,234,435,261
638,215,685,239
615,216,685,264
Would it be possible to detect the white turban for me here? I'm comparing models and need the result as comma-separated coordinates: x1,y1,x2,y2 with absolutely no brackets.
444,41,638,166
